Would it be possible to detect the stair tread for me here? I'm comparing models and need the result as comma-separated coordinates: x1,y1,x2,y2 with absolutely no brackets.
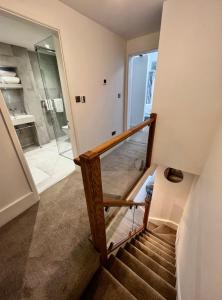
138,236,176,265
156,233,176,244
81,267,137,300
117,248,176,300
141,233,175,257
152,224,177,235
125,243,176,286
133,239,176,274
148,221,159,231
145,231,176,250
108,255,166,300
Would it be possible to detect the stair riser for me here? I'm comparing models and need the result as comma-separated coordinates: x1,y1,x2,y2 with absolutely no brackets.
108,256,165,300
138,236,176,264
146,232,175,251
125,244,176,286
141,234,176,257
117,249,177,300
133,240,176,274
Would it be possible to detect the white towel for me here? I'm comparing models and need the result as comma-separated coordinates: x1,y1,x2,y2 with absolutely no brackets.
0,76,20,84
53,98,64,113
45,99,53,111
0,70,16,77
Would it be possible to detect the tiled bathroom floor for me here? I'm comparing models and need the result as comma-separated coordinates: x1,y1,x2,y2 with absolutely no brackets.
24,139,75,193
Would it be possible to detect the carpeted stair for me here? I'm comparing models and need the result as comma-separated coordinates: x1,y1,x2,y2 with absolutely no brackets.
81,223,177,299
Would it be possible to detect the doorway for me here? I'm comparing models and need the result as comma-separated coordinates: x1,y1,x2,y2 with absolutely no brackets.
0,12,76,193
128,50,158,128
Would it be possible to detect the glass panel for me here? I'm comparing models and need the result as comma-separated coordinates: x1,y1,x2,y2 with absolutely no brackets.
101,126,149,200
35,36,73,159
106,205,144,248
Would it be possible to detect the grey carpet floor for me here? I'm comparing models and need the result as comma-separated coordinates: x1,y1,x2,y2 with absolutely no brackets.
0,171,99,300
0,140,147,300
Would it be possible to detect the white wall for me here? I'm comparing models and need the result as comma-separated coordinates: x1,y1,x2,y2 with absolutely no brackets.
152,0,222,175
0,0,126,226
127,32,160,56
177,119,222,300
129,55,148,127
150,165,194,224
0,0,126,154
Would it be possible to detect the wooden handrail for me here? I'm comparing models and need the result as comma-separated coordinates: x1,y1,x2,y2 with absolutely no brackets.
74,156,81,166
74,115,156,164
76,113,157,264
103,199,145,207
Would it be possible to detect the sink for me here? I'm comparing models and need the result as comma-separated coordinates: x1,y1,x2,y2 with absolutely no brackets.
10,114,35,126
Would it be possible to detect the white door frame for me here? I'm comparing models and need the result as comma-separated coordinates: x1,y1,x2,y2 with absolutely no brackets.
0,9,79,159
0,9,79,226
0,8,79,186
0,90,39,200
125,49,158,131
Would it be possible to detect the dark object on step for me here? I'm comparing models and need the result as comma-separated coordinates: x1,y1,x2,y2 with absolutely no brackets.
146,184,153,197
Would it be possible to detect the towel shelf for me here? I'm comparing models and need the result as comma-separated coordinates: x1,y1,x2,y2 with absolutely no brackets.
0,83,23,89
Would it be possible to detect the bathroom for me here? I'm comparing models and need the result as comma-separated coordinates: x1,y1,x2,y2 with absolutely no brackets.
0,13,75,192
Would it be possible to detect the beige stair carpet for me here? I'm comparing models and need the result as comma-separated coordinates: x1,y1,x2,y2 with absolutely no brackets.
81,223,177,299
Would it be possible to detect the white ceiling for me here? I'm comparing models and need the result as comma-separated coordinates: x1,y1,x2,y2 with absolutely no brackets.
0,12,54,50
60,0,163,39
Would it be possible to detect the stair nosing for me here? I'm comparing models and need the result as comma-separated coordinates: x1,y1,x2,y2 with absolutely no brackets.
141,233,176,257
117,248,177,300
146,231,176,250
138,235,176,264
108,255,166,300
147,230,176,248
133,238,176,274
101,267,137,300
125,242,176,286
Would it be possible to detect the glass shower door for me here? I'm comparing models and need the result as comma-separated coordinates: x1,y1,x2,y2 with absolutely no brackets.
35,37,73,159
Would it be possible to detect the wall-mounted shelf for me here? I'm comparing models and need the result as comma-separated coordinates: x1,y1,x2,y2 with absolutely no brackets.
0,83,23,89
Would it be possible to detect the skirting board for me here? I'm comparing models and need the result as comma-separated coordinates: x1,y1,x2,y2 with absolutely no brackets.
150,217,181,299
0,192,39,228
176,250,181,300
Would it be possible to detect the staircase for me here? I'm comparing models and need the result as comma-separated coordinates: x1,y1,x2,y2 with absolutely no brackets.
81,223,177,300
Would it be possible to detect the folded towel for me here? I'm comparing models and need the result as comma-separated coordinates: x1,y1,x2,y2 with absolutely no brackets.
0,70,16,77
53,98,64,113
45,99,53,111
0,76,20,84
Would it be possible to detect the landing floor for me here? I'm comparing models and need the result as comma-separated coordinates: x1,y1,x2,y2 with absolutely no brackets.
0,138,147,300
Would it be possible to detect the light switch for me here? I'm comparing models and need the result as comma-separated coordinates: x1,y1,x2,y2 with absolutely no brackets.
75,96,80,103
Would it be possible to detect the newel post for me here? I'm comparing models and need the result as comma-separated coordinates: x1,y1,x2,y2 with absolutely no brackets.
80,152,107,265
146,113,157,169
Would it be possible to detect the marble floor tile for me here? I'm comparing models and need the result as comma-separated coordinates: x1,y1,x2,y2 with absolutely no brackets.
24,139,75,193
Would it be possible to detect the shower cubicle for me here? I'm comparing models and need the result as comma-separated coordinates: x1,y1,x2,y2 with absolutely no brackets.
34,36,73,159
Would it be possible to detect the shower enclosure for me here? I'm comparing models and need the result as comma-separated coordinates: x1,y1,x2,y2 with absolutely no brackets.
35,36,73,159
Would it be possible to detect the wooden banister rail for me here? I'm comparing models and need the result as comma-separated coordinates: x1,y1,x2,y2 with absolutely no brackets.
103,199,145,207
74,113,157,165
75,113,157,264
